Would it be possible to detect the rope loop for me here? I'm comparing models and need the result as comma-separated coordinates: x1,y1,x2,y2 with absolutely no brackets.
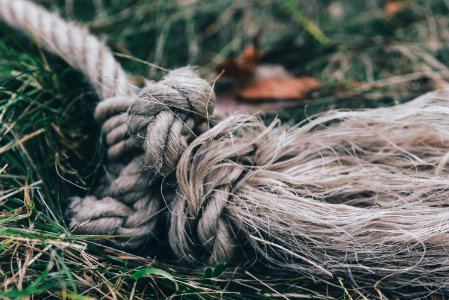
128,67,216,175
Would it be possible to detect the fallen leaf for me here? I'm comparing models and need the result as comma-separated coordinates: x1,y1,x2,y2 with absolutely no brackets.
217,46,261,82
239,76,320,100
216,41,321,109
385,1,406,18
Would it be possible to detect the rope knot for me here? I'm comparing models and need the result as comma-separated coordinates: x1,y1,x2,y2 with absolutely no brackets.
80,68,217,250
168,118,260,264
95,67,216,175
128,67,216,175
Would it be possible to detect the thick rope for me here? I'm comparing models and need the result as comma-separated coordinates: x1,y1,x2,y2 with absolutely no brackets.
95,68,216,174
0,0,216,250
3,0,449,296
68,67,216,250
171,92,449,283
0,0,130,98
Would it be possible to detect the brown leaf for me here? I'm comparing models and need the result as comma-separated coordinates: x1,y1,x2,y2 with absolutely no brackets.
385,1,406,18
217,46,261,82
239,76,320,100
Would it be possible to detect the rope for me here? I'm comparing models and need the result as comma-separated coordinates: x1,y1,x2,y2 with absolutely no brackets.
0,0,216,250
3,0,449,295
0,0,130,98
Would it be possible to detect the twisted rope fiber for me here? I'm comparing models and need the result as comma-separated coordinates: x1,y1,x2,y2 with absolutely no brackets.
3,0,449,295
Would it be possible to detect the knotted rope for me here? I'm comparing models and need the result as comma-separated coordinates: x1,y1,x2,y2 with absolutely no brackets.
95,67,215,174
0,0,216,250
3,0,449,296
72,67,217,249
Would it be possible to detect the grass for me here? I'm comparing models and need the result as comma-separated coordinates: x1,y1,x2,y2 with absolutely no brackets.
2,0,449,298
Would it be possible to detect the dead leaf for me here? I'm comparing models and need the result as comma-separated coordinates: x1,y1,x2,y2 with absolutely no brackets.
239,76,320,100
385,1,406,18
217,46,261,82
217,40,321,108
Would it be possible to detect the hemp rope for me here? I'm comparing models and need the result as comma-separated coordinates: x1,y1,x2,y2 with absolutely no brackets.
3,0,449,295
0,0,217,250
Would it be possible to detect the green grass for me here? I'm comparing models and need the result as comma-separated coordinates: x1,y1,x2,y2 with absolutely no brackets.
2,0,449,298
